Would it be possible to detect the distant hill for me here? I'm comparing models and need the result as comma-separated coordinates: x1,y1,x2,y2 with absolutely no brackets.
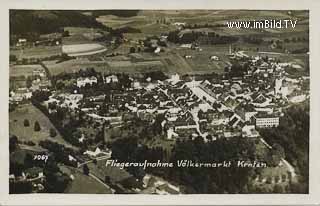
10,10,108,36
90,10,140,18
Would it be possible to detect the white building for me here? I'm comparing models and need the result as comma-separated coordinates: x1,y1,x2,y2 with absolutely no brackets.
77,76,97,88
105,75,119,83
254,115,279,128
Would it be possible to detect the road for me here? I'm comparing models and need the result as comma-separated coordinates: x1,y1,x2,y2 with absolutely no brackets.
89,173,115,193
77,155,111,168
259,138,297,178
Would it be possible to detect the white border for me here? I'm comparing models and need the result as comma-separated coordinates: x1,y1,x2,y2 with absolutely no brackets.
1,0,320,205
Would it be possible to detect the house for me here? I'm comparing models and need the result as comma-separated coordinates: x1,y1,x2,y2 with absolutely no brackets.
105,75,119,83
235,104,258,122
77,76,98,87
228,113,245,128
254,113,279,128
173,22,186,27
167,127,179,140
10,88,32,102
84,147,112,158
251,92,272,107
16,38,27,46
242,124,259,138
155,183,180,194
210,55,219,61
210,110,232,126
154,47,161,53
174,113,197,130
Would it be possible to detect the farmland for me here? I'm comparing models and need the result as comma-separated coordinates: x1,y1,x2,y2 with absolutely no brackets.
95,10,308,40
59,165,113,194
10,46,62,59
62,43,107,56
8,10,310,195
10,64,43,77
9,104,74,148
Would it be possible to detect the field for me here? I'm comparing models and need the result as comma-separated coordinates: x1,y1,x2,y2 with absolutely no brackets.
62,43,107,56
95,10,308,41
9,104,74,148
43,56,166,75
10,64,43,77
9,10,308,77
64,27,101,36
10,46,62,59
59,165,113,194
43,59,109,75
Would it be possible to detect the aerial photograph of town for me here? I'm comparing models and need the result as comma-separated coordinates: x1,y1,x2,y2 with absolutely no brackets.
9,10,309,194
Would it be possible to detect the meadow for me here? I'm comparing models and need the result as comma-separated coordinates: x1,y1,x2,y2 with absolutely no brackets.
9,104,74,148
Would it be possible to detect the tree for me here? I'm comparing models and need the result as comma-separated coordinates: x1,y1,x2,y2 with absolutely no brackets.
129,47,136,53
26,76,33,88
104,176,111,183
62,30,70,37
9,135,18,153
24,119,30,127
50,128,57,138
266,176,272,184
9,54,17,62
83,164,89,175
34,121,41,132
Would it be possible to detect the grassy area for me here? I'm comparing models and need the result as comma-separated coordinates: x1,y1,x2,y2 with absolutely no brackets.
86,160,132,183
10,64,43,77
96,10,308,40
9,103,74,148
10,46,61,59
43,58,110,75
59,165,113,194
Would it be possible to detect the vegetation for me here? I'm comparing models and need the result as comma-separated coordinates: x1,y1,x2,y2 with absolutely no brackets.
110,136,271,193
83,164,90,176
43,158,71,193
258,103,309,193
23,119,30,127
10,10,108,36
90,10,139,18
50,128,57,138
34,121,41,132
167,30,238,45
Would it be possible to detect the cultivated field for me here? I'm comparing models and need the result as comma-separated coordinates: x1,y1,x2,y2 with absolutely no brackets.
10,46,62,59
96,10,308,40
62,43,107,56
9,104,74,148
10,64,43,77
59,165,113,194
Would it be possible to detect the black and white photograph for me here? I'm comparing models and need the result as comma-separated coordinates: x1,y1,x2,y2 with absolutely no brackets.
8,9,310,195
2,0,320,204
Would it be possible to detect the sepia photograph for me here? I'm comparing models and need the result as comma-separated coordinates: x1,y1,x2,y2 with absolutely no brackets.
4,3,317,204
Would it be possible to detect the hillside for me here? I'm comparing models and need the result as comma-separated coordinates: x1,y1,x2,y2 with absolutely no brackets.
10,10,108,36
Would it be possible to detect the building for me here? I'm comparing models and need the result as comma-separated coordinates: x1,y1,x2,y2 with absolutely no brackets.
105,75,119,84
10,88,32,102
254,114,279,128
76,76,98,88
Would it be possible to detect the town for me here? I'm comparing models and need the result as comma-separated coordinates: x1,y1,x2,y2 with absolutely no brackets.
9,10,309,194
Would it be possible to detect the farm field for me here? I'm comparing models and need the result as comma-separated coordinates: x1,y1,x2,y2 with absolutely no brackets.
10,64,43,77
59,165,113,194
10,46,62,59
9,104,74,148
44,56,167,75
63,27,102,36
43,59,110,75
62,43,107,56
95,10,308,41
